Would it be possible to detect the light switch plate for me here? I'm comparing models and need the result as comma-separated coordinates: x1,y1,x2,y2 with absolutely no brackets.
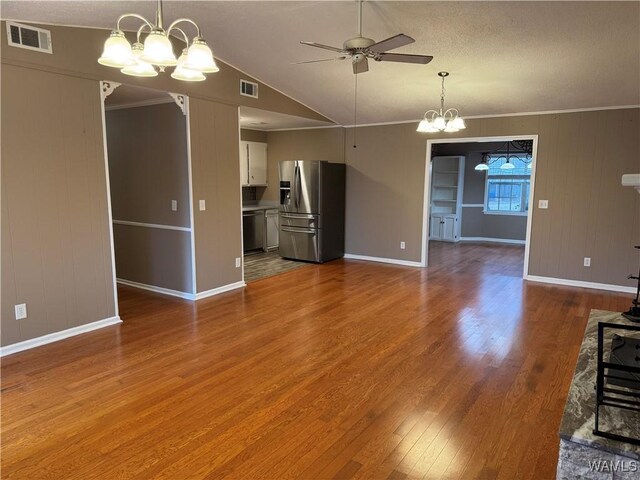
15,303,27,320
538,199,549,209
199,200,206,211
235,257,241,268
171,200,178,211
400,241,406,250
584,257,591,267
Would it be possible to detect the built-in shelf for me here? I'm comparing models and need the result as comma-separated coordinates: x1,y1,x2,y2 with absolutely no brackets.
430,156,465,242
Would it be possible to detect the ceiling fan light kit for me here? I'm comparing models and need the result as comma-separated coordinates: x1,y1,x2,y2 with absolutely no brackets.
98,0,218,81
417,71,466,134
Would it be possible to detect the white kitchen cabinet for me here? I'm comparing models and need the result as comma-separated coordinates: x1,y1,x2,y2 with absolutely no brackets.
265,209,279,249
240,141,268,186
429,156,464,242
430,214,458,242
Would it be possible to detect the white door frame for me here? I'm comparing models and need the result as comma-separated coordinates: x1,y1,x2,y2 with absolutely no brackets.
99,81,198,303
421,134,539,278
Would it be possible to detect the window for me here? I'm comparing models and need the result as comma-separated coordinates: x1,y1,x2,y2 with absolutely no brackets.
484,155,531,214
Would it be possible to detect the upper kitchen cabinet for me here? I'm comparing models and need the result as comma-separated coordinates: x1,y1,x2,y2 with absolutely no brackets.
240,141,268,186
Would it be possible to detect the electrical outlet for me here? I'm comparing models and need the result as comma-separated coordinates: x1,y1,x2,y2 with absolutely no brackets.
199,200,206,211
400,241,406,250
15,303,27,320
584,257,591,267
235,257,241,268
171,200,178,211
538,200,549,209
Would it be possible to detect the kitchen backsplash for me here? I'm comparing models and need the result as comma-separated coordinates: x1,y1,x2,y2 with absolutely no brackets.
242,186,258,204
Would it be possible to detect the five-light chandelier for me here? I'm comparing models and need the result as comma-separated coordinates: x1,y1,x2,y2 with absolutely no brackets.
97,0,218,82
417,71,466,133
474,140,534,171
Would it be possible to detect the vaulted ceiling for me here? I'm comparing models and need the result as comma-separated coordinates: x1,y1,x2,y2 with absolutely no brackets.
3,1,639,125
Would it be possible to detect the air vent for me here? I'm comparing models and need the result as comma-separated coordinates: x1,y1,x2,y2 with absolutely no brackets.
240,80,258,98
6,21,52,54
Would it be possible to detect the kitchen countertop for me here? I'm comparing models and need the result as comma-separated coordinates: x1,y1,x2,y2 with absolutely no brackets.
242,205,279,213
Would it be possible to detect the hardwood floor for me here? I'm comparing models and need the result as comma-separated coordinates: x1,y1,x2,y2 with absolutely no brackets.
1,243,630,479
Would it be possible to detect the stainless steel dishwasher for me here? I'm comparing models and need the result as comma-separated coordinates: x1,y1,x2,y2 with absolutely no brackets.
242,211,265,252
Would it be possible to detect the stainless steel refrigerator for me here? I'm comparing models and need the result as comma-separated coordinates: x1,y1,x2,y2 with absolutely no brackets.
278,160,345,263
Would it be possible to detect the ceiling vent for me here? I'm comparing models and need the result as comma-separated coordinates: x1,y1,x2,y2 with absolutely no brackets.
240,80,258,99
6,21,52,54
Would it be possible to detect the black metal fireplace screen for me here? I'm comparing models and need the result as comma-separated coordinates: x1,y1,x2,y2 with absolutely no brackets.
594,321,640,445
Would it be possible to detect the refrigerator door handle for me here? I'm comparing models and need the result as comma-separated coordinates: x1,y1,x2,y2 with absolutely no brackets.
293,163,299,210
281,227,316,234
280,213,316,219
296,163,302,210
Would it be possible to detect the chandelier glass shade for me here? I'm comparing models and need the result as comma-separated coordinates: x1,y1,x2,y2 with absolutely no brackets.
97,0,218,81
417,72,466,133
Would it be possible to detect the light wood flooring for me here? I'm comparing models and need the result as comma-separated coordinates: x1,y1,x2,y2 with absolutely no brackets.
1,242,631,479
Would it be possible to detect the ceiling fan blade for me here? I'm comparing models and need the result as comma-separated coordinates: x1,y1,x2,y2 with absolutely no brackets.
368,33,415,53
376,53,433,64
300,41,344,53
292,57,346,64
353,57,369,74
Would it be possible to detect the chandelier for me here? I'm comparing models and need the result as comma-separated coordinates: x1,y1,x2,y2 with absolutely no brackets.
474,140,533,171
417,71,466,133
97,0,218,82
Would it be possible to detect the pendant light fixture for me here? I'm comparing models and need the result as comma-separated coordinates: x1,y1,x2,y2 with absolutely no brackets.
417,72,466,133
98,0,218,81
474,140,534,171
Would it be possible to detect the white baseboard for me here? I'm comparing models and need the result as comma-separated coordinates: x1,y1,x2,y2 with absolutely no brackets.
525,275,635,294
344,253,424,268
460,237,526,245
117,278,195,300
195,281,246,300
0,316,122,357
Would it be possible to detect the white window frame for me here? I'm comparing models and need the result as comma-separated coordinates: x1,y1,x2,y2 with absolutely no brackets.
483,155,531,216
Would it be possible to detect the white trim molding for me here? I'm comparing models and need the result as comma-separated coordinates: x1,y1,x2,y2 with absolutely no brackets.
117,278,195,300
423,134,538,278
460,237,526,245
101,81,121,101
525,275,635,294
0,316,122,357
461,204,484,208
344,253,423,268
112,219,191,232
195,281,246,300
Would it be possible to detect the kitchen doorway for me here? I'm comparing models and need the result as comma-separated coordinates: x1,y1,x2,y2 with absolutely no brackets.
422,135,538,277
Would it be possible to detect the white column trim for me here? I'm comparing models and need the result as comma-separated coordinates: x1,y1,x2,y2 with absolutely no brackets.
100,81,121,101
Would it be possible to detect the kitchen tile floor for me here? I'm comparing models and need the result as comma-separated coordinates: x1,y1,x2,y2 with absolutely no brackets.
243,249,311,283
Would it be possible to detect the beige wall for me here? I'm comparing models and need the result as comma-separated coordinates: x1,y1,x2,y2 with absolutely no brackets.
0,21,330,123
267,109,639,287
113,225,192,293
241,129,268,143
344,110,640,286
263,128,346,202
1,64,116,347
106,103,193,293
189,98,243,293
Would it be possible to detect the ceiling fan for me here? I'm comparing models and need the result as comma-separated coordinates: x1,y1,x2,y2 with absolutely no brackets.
297,0,433,74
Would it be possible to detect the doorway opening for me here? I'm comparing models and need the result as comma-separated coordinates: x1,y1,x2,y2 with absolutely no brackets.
101,82,196,310
422,135,538,278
